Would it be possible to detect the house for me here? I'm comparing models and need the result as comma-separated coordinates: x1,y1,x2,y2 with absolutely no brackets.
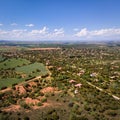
74,83,82,88
69,79,76,83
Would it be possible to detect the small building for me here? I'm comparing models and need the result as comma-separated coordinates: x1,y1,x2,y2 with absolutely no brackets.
74,83,82,88
69,79,76,84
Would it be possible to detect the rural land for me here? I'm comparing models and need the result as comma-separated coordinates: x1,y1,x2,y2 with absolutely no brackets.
0,41,120,120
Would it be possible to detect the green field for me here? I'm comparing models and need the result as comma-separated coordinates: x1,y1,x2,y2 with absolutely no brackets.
16,62,48,75
0,78,24,89
0,58,30,70
0,59,48,89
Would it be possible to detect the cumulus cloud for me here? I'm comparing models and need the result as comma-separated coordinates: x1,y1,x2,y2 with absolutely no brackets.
0,24,3,26
31,26,48,35
0,27,63,40
74,28,120,40
0,30,7,34
0,29,28,39
0,27,120,40
0,26,64,40
75,28,88,37
53,28,64,36
11,23,18,26
25,24,34,27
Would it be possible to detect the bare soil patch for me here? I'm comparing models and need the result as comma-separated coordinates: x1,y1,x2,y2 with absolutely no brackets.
2,105,21,112
24,97,39,105
41,87,58,94
16,85,26,95
29,47,61,51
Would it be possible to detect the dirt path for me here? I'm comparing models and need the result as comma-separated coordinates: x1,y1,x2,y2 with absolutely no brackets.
0,75,42,93
86,81,120,101
0,75,51,93
0,66,51,93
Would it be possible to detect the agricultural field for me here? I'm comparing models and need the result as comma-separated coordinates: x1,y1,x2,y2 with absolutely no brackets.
0,58,30,70
16,62,48,75
0,58,49,89
0,43,120,120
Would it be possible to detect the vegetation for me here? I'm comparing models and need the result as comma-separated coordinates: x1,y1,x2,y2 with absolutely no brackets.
0,58,49,89
0,43,120,120
0,58,30,70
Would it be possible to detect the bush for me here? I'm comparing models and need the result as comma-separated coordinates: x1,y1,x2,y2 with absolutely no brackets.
73,104,79,109
68,102,74,107
12,86,16,90
106,110,117,116
0,113,9,120
41,97,47,103
1,86,7,90
20,101,30,109
78,116,88,120
8,97,16,104
84,105,91,111
37,102,43,106
24,116,30,120
69,113,78,120
45,110,59,120
12,83,18,86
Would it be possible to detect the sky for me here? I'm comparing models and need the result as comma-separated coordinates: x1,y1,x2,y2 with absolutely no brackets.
0,0,120,41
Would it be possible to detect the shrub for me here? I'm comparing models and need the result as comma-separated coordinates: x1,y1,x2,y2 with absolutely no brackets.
84,105,91,111
78,116,88,120
41,97,47,103
0,113,9,120
73,104,79,111
37,102,43,106
1,86,7,90
12,83,18,86
68,102,74,107
45,110,59,120
106,110,117,117
69,113,77,120
23,116,30,120
39,92,44,96
12,86,16,90
20,101,30,109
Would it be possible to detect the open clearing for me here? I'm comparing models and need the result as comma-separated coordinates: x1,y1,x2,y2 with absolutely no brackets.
0,58,48,89
29,47,61,51
0,58,30,70
16,62,48,75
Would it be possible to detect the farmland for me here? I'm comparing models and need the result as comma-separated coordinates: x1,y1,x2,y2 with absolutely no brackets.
16,62,48,75
0,58,30,70
0,57,49,89
0,43,120,120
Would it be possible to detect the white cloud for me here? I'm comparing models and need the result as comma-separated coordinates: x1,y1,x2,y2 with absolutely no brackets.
25,24,34,27
74,28,120,40
73,28,79,31
0,24,3,26
30,27,64,39
1,26,120,41
53,28,64,36
31,26,48,35
1,27,63,40
0,30,8,35
75,28,88,37
0,29,28,39
11,29,27,38
11,23,17,26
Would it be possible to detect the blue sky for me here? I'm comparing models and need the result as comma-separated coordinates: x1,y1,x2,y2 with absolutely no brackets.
0,0,120,41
